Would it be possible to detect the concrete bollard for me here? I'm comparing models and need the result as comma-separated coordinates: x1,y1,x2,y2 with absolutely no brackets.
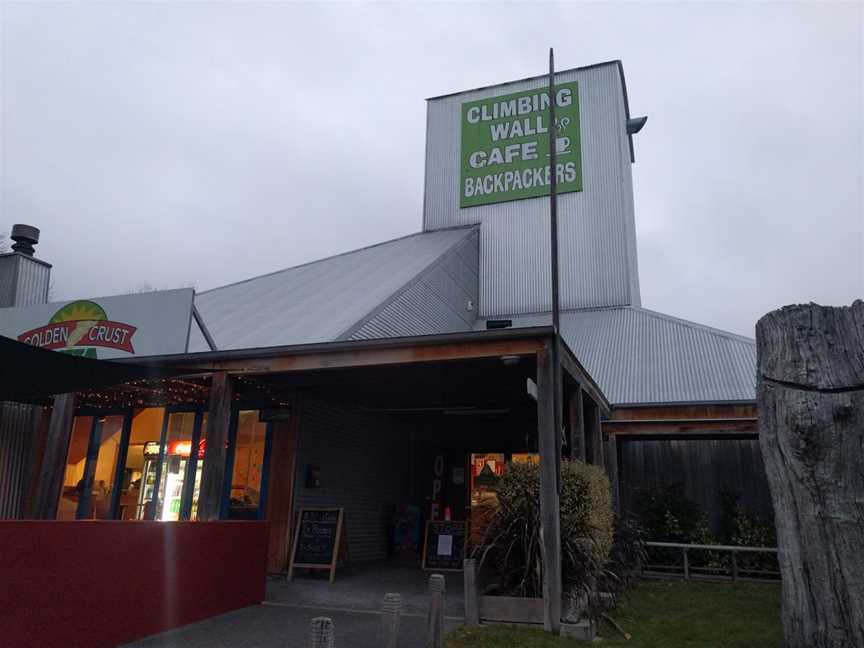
427,574,446,648
463,559,479,625
307,616,335,648
382,593,401,648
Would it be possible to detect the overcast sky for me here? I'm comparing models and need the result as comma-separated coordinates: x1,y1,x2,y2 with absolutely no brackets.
1,2,861,338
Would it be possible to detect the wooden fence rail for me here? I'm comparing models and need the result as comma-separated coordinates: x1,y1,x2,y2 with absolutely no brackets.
643,541,780,581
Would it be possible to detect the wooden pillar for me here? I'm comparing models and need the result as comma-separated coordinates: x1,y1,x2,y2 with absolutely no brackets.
197,373,233,521
31,393,76,519
536,342,562,632
568,385,585,461
265,399,302,572
606,433,620,514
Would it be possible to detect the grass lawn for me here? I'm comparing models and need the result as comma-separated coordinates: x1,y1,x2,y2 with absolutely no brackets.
445,580,782,648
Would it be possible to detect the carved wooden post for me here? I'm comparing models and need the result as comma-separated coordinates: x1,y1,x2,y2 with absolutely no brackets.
198,372,233,521
31,393,75,519
757,302,864,648
307,617,335,648
427,574,445,648
536,342,562,632
381,593,401,648
463,558,479,625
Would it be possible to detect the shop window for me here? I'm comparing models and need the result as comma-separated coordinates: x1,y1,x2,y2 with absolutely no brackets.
153,412,202,521
122,408,165,520
226,411,268,520
82,416,126,519
57,417,93,520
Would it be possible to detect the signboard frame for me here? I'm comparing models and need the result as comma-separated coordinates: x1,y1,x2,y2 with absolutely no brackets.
288,507,347,583
459,81,582,209
422,520,467,572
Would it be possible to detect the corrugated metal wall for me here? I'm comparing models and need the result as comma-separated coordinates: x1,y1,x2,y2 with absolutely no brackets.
0,403,43,518
0,254,51,308
293,396,409,563
618,436,773,533
0,251,51,518
423,63,640,315
345,229,479,340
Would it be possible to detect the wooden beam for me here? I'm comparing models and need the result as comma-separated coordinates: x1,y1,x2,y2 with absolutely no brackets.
31,393,75,519
536,342,562,632
559,347,609,415
568,386,585,461
175,339,543,375
197,373,234,521
602,420,758,435
606,433,620,514
608,403,758,421
265,400,302,572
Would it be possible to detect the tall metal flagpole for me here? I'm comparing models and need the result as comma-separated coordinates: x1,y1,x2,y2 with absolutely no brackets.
548,49,563,480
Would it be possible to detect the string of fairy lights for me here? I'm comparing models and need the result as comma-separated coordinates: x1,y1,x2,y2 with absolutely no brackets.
75,374,292,410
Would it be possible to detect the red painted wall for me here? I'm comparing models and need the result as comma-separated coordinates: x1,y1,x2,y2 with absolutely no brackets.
0,521,268,648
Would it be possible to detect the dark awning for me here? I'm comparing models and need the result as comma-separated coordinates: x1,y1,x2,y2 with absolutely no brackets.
0,335,204,402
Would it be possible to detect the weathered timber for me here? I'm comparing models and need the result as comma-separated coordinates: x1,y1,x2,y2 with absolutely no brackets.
381,593,401,648
198,372,233,521
31,393,75,519
265,402,301,571
427,574,445,648
307,617,335,648
568,385,585,460
757,302,864,648
463,558,479,625
536,342,562,631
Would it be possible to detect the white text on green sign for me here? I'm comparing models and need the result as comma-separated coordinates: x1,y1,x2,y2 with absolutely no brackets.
460,82,582,208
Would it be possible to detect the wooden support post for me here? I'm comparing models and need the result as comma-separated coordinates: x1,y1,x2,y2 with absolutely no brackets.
381,593,401,648
197,372,233,521
31,393,75,519
265,399,301,572
307,617,335,648
537,342,562,632
683,549,690,581
757,302,864,648
606,433,620,514
568,386,585,461
427,574,445,648
463,558,480,625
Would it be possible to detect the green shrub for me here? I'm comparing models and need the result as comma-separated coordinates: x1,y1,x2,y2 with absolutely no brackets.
473,459,614,599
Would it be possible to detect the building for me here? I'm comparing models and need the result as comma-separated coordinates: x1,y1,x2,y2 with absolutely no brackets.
1,61,767,581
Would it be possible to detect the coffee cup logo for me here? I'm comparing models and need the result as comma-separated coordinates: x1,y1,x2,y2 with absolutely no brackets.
556,137,572,155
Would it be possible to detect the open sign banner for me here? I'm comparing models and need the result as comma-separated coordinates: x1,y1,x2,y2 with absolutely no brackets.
460,82,582,208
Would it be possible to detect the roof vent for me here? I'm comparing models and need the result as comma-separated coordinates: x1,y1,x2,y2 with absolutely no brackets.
10,224,40,257
486,319,513,330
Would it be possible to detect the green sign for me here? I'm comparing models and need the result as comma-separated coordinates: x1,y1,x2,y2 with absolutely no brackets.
460,82,582,208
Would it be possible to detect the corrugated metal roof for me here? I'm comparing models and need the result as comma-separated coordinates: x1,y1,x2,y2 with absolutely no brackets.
193,227,477,351
478,307,756,405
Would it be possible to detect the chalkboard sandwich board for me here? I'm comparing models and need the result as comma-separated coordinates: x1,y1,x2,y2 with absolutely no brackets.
422,520,467,571
288,508,348,583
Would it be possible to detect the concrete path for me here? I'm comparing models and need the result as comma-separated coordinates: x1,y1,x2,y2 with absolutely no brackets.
125,602,461,648
124,564,465,647
266,563,465,617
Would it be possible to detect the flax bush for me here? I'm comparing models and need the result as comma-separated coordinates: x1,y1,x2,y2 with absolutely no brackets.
472,459,614,599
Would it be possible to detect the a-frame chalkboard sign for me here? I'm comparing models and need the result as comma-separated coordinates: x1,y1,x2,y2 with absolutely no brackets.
288,508,348,583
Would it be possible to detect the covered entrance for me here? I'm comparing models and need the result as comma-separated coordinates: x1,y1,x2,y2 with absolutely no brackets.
23,326,610,630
